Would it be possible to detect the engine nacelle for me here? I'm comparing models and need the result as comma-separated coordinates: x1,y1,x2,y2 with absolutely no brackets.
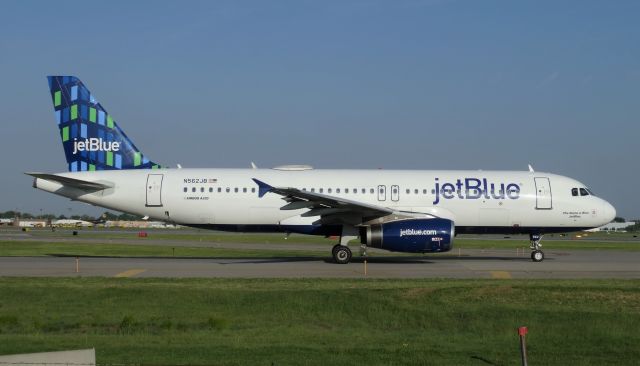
360,218,454,253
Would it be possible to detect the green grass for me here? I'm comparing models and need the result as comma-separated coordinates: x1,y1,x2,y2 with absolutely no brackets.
0,278,638,365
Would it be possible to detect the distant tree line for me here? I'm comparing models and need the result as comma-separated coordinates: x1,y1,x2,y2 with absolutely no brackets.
0,211,142,221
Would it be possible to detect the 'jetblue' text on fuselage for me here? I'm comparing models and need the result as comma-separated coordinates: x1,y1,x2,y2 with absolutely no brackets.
433,178,520,204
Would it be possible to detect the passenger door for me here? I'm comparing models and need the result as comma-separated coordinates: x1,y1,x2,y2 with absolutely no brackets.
146,174,163,207
534,177,552,209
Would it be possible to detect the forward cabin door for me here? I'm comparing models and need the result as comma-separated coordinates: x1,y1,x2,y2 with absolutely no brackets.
146,174,164,207
534,177,552,209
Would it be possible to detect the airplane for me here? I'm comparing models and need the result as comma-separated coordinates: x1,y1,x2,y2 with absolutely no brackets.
28,76,617,263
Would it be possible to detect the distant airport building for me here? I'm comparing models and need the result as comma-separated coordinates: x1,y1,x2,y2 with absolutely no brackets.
17,220,48,228
586,222,636,232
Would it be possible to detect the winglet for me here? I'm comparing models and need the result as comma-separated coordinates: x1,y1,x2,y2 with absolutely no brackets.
252,178,273,198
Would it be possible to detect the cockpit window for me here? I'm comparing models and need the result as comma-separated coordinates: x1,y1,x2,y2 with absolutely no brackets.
571,188,579,197
579,188,589,196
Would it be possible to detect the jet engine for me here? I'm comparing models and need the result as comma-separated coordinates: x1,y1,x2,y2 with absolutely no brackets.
360,218,454,253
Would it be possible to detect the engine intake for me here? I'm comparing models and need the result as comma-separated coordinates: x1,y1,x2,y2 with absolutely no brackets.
360,218,454,253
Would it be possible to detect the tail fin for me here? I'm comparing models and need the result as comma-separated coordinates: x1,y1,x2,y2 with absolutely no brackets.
47,76,161,171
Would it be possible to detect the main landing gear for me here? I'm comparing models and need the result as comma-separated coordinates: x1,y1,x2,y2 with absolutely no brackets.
529,233,544,262
332,226,358,264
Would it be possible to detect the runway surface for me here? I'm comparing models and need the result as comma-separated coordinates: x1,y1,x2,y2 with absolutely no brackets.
1,249,639,279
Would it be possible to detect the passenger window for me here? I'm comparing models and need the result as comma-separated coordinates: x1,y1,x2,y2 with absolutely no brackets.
243,188,247,193
226,187,230,193
251,188,256,193
580,188,589,196
328,188,332,193
209,187,213,193
393,188,398,194
423,189,427,194
183,187,187,193
200,187,205,193
362,188,366,194
405,189,409,194
337,188,341,193
370,188,374,194
234,188,239,193
571,188,578,196
414,189,419,194
345,188,349,194
218,187,222,193
192,187,196,193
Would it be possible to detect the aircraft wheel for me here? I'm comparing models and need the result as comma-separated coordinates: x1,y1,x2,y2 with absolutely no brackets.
333,246,352,264
531,250,544,262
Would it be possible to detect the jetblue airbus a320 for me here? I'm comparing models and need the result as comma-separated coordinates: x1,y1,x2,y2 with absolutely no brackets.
29,76,616,263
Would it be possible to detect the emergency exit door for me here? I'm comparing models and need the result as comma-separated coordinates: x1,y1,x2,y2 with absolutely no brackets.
534,177,552,209
146,174,164,207
377,185,386,201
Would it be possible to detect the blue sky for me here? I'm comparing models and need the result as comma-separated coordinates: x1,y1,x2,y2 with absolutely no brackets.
0,0,638,218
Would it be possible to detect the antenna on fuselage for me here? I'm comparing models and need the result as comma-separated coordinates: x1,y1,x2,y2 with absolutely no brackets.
528,164,535,173
251,162,258,169
177,164,182,169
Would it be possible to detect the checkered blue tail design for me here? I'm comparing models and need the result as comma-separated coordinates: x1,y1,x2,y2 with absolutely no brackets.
48,76,160,172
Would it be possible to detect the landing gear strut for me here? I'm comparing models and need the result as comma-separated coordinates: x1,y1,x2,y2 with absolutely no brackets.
529,233,544,262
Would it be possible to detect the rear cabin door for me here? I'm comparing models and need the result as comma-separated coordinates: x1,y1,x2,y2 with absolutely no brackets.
146,174,164,207
534,177,552,209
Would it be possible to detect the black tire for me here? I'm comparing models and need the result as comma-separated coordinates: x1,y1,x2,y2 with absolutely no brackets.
333,246,352,264
331,244,342,257
531,250,544,262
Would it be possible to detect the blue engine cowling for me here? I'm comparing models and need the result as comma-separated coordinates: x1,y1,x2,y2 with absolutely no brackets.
360,218,454,253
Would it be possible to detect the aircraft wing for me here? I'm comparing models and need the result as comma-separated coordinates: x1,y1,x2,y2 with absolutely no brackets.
252,178,393,223
25,172,112,191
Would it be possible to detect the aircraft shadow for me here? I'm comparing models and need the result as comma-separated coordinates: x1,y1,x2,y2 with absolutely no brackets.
46,253,546,264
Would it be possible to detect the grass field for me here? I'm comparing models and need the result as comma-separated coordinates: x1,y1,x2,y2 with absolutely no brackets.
0,278,638,365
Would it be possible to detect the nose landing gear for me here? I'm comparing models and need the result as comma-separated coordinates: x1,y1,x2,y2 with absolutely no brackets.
529,233,544,262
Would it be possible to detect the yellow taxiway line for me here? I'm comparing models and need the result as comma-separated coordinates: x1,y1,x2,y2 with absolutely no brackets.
114,269,146,278
490,271,512,279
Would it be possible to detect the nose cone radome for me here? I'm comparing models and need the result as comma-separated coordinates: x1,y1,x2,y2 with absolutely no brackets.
602,200,617,224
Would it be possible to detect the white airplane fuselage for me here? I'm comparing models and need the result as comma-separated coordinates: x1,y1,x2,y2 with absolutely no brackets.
33,168,616,235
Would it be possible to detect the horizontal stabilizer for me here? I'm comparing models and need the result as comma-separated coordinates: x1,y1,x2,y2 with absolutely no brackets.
25,172,112,191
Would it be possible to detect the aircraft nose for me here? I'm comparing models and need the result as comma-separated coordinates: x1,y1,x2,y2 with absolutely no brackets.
602,200,616,224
